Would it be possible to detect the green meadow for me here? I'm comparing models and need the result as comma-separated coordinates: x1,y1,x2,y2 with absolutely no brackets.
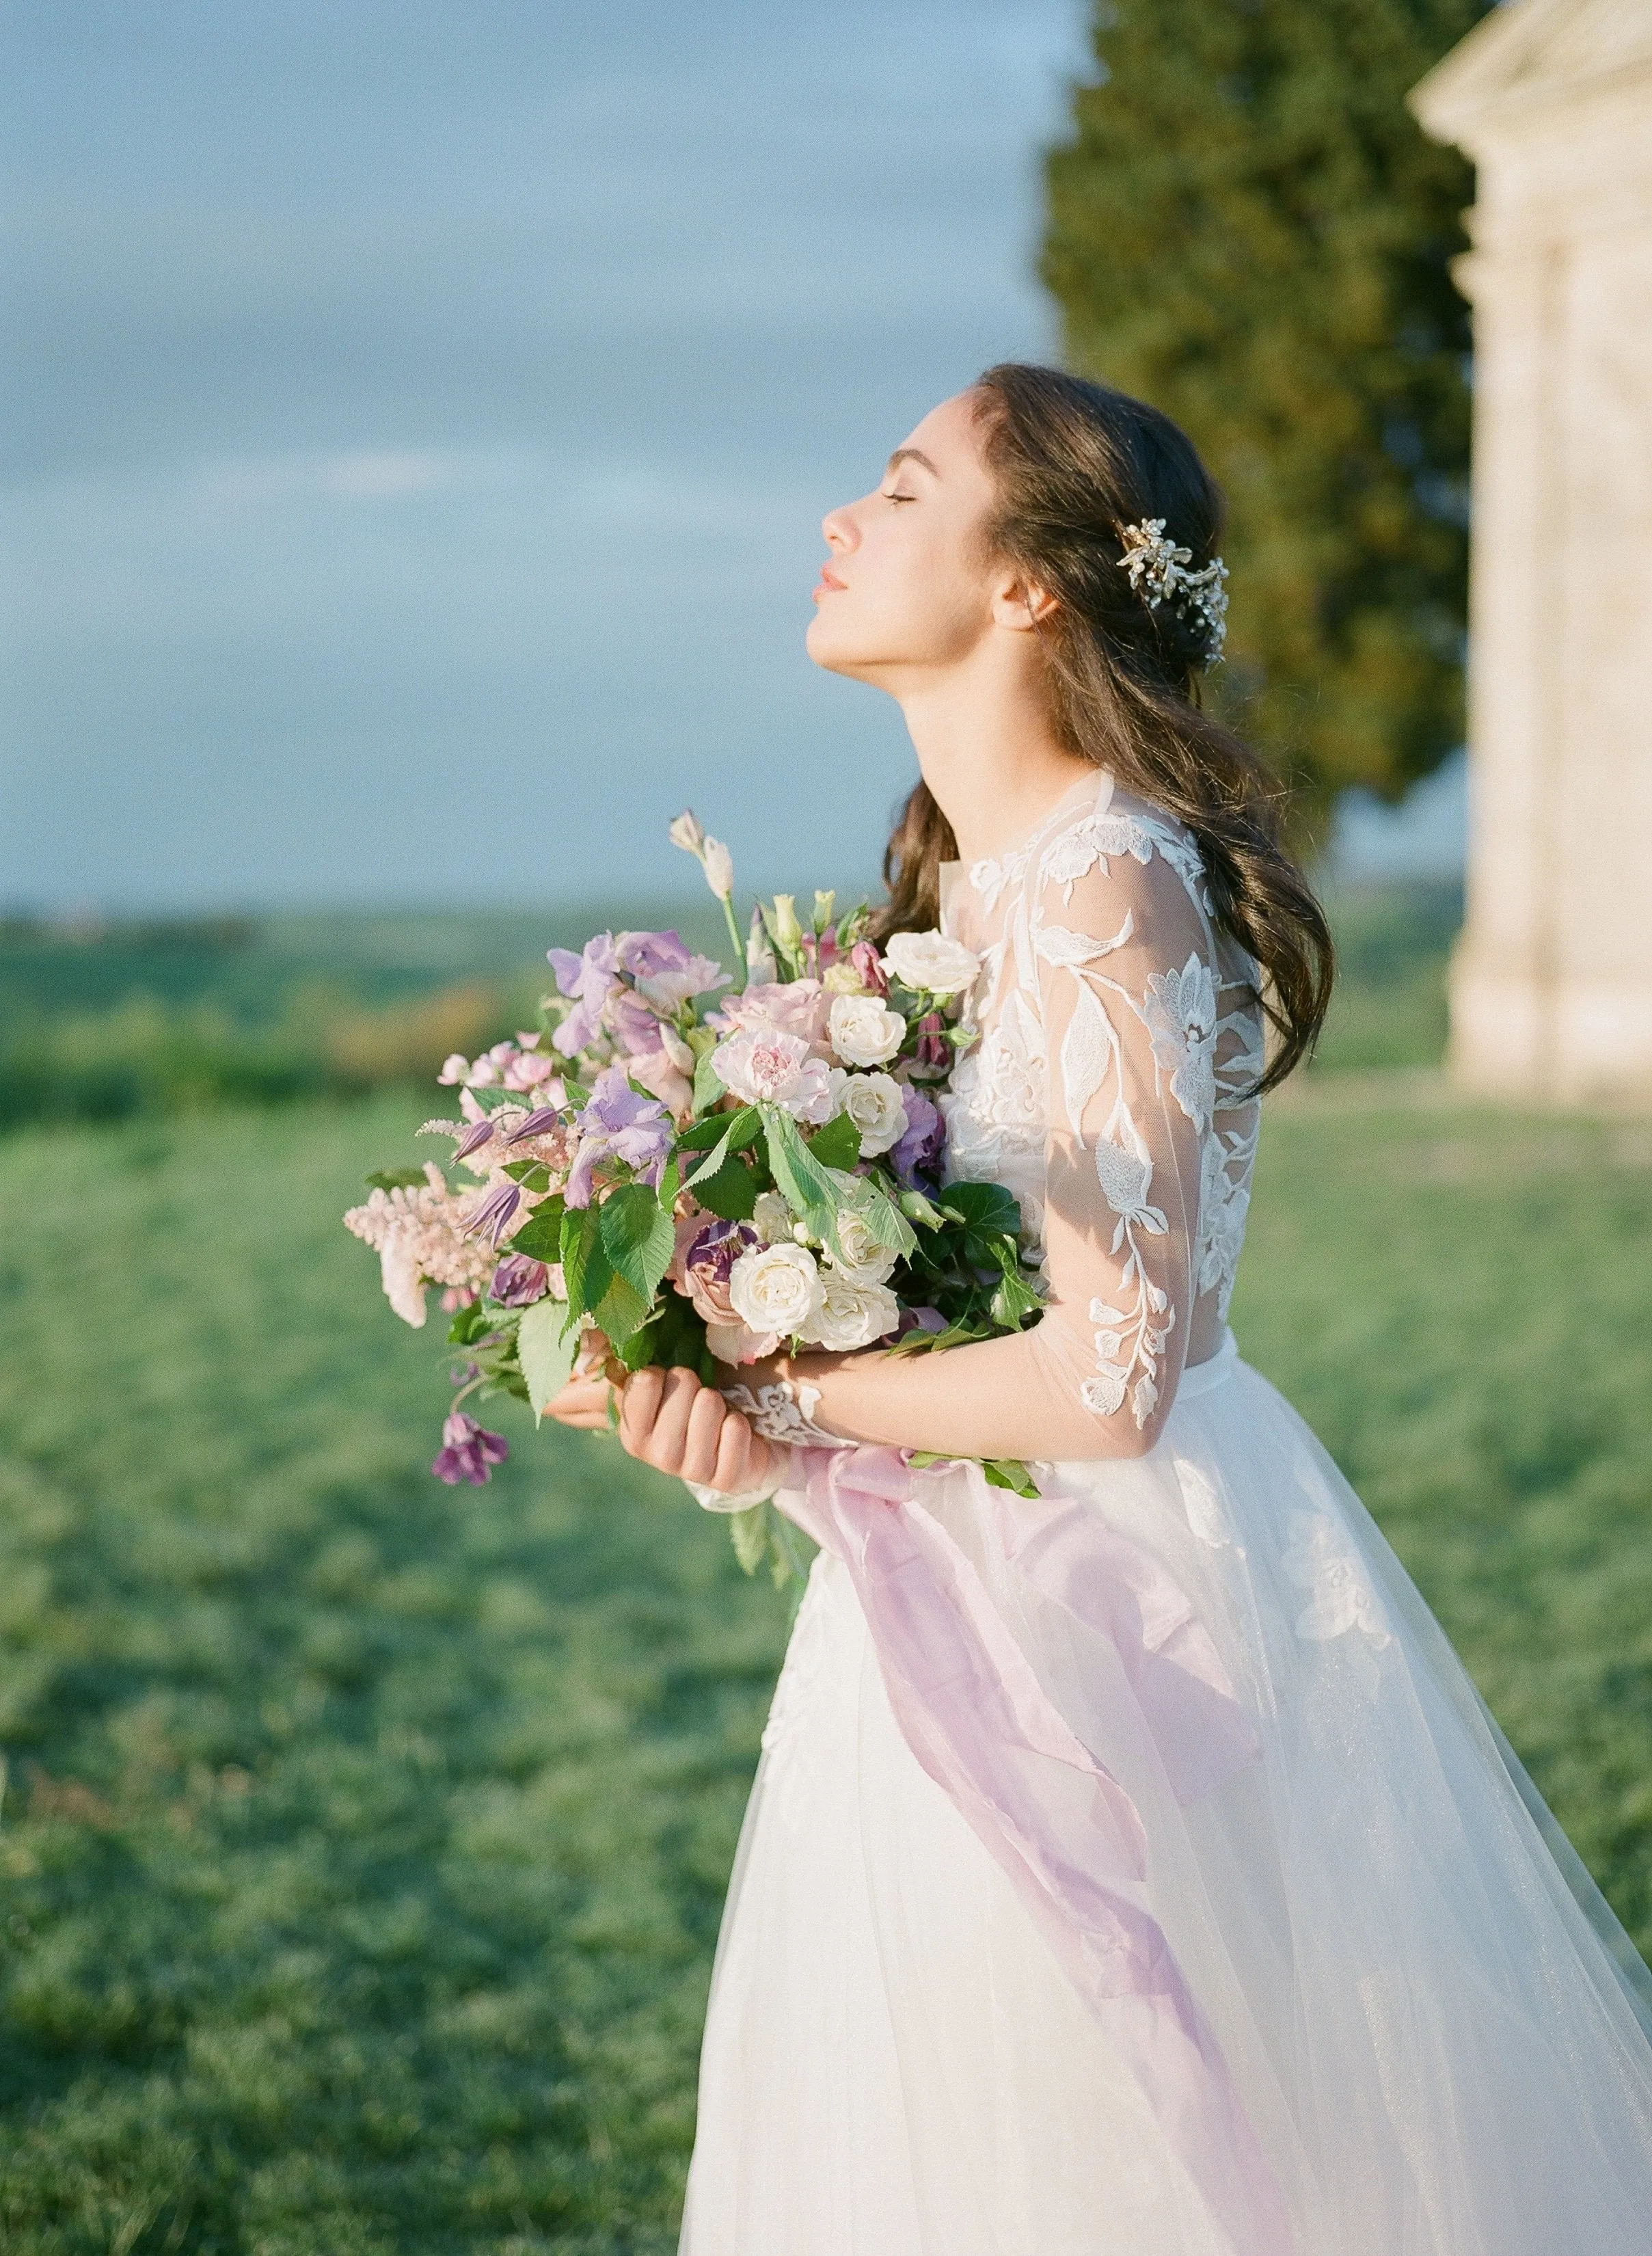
1,894,1649,2250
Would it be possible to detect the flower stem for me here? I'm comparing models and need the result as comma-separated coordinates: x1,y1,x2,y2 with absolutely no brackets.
720,892,748,992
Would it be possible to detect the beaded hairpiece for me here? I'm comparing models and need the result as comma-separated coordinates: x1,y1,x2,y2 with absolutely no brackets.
1116,518,1230,664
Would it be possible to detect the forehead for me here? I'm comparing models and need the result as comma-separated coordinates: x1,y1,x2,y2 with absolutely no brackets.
891,390,990,481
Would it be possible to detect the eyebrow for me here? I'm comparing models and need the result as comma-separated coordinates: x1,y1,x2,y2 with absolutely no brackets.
885,447,940,479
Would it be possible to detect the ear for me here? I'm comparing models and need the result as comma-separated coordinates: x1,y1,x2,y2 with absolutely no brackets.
988,572,1059,632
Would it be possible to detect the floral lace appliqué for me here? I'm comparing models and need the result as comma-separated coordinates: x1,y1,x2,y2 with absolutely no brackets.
1281,1511,1392,1649
721,1380,841,1447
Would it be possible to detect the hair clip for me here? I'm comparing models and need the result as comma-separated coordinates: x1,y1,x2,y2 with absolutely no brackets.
1116,518,1230,664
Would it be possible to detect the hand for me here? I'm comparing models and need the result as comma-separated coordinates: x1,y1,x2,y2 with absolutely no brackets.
545,1363,776,1495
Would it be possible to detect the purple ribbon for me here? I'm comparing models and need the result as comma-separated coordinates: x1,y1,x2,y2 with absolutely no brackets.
783,1445,1291,2256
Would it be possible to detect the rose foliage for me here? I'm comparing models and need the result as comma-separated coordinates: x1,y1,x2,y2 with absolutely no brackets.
345,816,1046,1574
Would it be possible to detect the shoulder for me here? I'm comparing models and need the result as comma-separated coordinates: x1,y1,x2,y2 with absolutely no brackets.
1031,773,1210,922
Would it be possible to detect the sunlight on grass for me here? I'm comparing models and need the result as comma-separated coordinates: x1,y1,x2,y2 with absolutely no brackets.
1,1084,1648,2248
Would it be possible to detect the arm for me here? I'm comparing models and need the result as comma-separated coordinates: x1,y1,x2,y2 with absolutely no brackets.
740,844,1213,1462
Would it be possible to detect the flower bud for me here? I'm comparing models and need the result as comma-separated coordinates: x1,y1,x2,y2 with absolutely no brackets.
702,835,735,900
668,808,706,855
768,893,803,950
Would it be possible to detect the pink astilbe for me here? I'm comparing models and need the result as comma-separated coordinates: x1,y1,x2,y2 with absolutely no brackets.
344,1162,496,1328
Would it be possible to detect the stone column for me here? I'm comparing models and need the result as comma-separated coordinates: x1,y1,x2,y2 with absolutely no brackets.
1413,0,1652,1100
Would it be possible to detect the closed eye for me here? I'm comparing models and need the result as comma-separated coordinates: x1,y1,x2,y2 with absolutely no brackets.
882,489,917,505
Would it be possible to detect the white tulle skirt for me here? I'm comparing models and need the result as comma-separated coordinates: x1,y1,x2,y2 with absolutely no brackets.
678,1338,1652,2255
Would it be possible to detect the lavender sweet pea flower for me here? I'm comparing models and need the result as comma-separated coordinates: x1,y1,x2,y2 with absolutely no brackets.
891,1085,945,1187
432,1410,510,1487
615,928,729,1011
547,932,621,1056
489,1254,550,1306
563,1064,673,1207
607,987,669,1059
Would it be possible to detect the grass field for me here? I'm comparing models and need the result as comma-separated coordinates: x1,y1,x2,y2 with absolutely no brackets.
2,1072,1650,2247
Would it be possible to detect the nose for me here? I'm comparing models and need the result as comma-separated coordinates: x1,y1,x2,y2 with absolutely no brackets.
821,503,856,552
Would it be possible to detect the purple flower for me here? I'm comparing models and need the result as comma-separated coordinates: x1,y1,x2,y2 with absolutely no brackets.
607,987,669,1060
463,1181,522,1246
489,1254,550,1306
432,1410,509,1487
564,1064,673,1207
615,928,727,1010
891,1086,945,1187
547,932,621,1057
850,939,888,997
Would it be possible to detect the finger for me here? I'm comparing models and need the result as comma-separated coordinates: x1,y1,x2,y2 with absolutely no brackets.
638,1366,703,1471
617,1366,666,1456
714,1411,766,1496
545,1375,615,1428
679,1384,731,1486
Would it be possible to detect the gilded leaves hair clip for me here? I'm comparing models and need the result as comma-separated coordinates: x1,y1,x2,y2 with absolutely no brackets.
1116,518,1230,664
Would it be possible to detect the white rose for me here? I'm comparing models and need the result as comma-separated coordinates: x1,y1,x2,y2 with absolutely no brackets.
800,1273,902,1353
827,1206,899,1286
884,930,981,996
750,1190,794,1245
825,1067,908,1157
828,992,906,1068
728,1241,821,1339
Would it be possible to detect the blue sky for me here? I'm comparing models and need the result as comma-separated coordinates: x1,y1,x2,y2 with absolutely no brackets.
2,0,1460,915
3,0,1094,911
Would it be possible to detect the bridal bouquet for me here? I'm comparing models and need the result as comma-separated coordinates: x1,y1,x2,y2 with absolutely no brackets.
344,812,1044,1572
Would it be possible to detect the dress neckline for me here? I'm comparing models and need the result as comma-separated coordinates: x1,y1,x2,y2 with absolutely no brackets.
940,766,1109,894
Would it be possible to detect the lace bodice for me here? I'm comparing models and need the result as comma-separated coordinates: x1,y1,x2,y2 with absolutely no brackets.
937,766,1263,1441
709,765,1266,1471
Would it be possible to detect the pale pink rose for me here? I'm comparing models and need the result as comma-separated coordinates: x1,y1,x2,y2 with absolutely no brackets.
712,978,831,1053
711,1025,836,1121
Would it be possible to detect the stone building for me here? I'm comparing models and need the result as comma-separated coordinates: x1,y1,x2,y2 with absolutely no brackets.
1412,0,1652,1099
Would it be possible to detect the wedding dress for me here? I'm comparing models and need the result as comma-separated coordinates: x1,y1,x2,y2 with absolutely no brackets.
677,768,1652,2255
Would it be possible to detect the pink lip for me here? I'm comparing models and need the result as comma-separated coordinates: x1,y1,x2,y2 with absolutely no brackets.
814,565,847,601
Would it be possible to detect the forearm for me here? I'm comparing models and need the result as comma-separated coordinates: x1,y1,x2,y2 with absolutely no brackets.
757,1320,1159,1464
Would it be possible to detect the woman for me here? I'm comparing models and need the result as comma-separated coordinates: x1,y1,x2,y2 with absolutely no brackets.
550,366,1652,2253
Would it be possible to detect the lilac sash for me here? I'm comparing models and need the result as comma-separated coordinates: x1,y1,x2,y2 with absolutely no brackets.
782,1444,1292,2255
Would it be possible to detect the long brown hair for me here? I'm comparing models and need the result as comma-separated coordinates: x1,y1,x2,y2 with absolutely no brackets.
874,363,1333,1091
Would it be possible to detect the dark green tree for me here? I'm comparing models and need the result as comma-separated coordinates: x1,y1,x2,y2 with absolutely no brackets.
1044,0,1489,824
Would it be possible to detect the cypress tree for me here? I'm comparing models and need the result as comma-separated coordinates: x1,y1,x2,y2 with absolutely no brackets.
1044,0,1489,821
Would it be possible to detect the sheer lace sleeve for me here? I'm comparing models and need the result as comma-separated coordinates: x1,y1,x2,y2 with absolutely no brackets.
748,779,1260,1464
1018,813,1213,1442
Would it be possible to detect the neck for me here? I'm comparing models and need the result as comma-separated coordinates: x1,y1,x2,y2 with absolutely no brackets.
893,645,1094,866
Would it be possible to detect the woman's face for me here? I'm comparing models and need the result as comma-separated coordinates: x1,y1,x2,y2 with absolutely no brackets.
806,390,1006,686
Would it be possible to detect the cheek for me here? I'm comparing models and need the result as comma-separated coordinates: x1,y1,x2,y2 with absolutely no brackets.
812,518,985,662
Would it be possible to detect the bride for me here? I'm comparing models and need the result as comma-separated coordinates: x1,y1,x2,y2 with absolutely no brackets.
550,364,1652,2253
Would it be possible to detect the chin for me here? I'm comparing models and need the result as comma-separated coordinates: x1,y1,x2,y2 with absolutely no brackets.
806,610,882,680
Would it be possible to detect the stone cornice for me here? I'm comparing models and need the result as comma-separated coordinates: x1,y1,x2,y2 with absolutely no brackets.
1411,0,1652,156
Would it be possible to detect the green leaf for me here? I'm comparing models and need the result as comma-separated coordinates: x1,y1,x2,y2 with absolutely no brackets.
981,1458,1041,1499
364,1167,427,1191
806,1111,862,1172
509,1196,566,1263
517,1295,577,1421
692,1044,727,1113
689,1154,759,1221
936,1179,1022,1238
763,1109,839,1237
729,1500,772,1576
446,1300,496,1346
593,1270,652,1345
598,1184,676,1304
560,1203,608,1321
